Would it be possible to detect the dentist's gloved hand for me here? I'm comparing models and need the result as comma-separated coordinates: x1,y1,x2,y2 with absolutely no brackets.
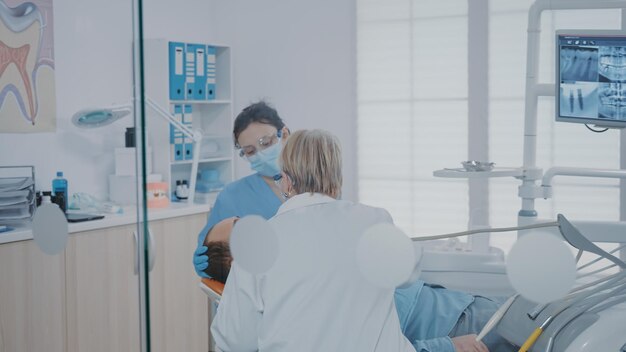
194,244,210,278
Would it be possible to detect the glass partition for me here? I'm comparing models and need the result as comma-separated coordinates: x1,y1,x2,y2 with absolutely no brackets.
0,0,148,350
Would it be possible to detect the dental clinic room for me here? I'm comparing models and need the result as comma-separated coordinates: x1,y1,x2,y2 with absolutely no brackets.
3,0,626,351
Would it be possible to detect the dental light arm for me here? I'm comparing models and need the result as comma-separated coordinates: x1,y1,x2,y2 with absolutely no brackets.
145,98,202,204
541,167,626,188
145,98,202,143
72,99,203,205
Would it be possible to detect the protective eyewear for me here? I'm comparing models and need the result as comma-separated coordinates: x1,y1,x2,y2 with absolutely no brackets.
237,130,283,158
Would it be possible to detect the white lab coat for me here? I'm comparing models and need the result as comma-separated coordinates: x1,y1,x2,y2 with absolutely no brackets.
211,193,415,352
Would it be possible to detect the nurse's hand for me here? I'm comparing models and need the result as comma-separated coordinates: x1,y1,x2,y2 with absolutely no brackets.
451,335,489,352
194,245,211,278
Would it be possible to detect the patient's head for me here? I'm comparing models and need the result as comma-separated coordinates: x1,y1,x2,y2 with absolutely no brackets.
203,217,238,283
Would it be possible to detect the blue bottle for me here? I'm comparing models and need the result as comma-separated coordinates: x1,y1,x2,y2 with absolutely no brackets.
52,171,68,212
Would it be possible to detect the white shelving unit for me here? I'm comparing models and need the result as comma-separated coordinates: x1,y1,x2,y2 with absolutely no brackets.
145,39,234,205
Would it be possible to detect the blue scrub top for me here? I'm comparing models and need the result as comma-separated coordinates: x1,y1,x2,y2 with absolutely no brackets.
197,173,283,245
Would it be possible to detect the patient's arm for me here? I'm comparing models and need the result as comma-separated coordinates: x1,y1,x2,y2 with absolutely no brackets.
410,334,489,352
451,335,489,352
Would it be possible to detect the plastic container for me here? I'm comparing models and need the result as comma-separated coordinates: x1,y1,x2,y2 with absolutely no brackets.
109,174,162,205
175,180,189,200
52,172,68,212
41,191,53,204
147,182,169,208
114,147,152,176
125,127,136,148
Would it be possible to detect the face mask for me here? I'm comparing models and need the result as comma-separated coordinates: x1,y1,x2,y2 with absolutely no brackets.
249,142,282,177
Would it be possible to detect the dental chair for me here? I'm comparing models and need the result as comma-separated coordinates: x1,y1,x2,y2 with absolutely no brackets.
199,278,224,303
199,278,225,352
496,293,626,351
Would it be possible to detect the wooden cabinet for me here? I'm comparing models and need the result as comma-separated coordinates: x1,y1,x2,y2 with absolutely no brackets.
0,211,210,352
65,224,141,352
148,213,209,352
64,212,210,352
0,240,66,352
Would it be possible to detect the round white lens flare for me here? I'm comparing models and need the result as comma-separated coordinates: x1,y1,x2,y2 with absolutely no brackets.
32,203,68,255
400,242,423,289
356,223,420,289
506,231,576,304
230,215,279,275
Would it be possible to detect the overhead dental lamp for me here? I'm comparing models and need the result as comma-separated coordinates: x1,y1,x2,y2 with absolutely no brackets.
71,98,202,204
71,105,133,128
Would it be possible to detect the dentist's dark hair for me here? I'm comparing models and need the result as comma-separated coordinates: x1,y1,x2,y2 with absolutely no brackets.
233,101,287,148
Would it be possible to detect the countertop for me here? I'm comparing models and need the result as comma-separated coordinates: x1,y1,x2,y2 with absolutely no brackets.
0,202,212,245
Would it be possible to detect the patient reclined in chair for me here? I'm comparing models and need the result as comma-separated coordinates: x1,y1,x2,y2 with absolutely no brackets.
199,216,515,352
201,217,238,284
198,217,238,302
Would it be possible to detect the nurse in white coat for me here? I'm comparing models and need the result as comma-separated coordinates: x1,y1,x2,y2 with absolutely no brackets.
211,129,415,352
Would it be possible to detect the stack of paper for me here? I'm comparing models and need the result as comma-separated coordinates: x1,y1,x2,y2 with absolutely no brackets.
0,175,35,223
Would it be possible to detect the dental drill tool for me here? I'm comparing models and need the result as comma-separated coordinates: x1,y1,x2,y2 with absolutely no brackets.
476,294,518,342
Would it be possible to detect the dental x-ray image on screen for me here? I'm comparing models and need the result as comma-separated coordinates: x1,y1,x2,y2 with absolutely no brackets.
556,31,626,128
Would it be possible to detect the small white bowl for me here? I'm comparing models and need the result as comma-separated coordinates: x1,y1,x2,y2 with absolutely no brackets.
461,160,495,172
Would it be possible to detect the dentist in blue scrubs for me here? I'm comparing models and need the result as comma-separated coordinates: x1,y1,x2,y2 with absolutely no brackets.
193,101,289,273
193,102,510,352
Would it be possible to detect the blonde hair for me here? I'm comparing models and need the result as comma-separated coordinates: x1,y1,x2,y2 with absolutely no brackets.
280,129,342,198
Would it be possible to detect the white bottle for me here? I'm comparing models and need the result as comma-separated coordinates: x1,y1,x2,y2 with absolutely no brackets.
175,180,189,200
41,191,53,204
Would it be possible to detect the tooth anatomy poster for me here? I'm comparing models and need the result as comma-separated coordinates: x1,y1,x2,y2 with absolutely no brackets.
0,0,55,132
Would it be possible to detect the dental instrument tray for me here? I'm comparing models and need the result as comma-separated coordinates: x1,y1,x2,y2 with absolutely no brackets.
0,166,36,224
461,160,495,171
433,164,523,179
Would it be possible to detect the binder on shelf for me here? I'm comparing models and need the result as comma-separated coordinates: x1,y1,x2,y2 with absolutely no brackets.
169,104,182,144
174,143,184,161
183,104,194,160
171,104,184,161
168,42,185,100
206,46,217,100
188,44,207,100
184,43,196,100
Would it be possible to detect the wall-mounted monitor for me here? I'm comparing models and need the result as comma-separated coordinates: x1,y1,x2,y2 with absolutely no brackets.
556,30,626,128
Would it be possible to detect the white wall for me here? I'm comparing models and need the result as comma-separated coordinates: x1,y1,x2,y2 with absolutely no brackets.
0,0,357,201
0,0,216,200
143,0,216,43
211,0,358,201
144,0,358,200
0,0,136,200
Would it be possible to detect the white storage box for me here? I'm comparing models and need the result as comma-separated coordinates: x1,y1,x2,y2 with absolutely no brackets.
115,147,152,176
109,174,162,204
194,191,218,205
